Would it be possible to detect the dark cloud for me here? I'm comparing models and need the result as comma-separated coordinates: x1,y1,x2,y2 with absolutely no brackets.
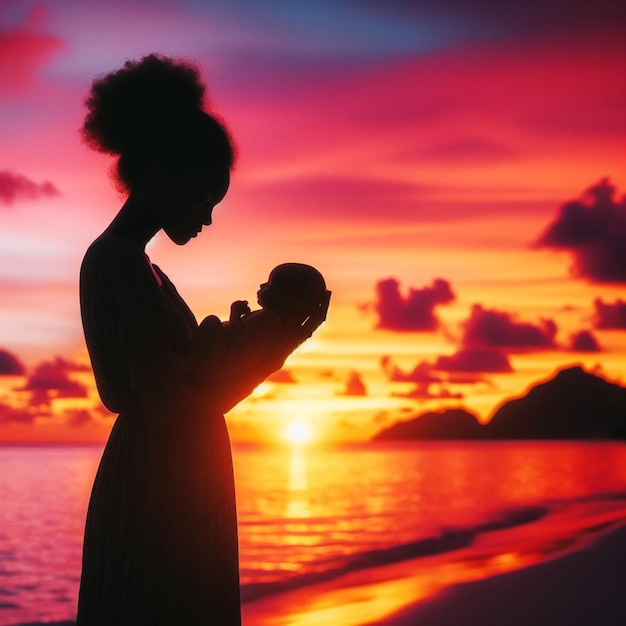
435,347,513,373
0,349,25,375
374,278,455,331
23,358,87,397
535,179,626,283
0,170,61,206
593,298,626,330
461,304,557,350
569,330,601,352
339,371,367,396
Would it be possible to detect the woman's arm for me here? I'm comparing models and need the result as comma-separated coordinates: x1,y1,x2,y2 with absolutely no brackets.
202,291,332,413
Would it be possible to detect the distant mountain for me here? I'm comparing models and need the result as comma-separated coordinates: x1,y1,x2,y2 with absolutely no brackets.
371,366,626,441
373,408,483,441
485,366,626,439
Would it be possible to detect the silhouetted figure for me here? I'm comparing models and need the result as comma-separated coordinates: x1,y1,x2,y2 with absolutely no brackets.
77,55,328,625
191,263,329,380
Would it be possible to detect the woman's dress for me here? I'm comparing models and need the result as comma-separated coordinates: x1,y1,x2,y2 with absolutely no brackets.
77,236,241,625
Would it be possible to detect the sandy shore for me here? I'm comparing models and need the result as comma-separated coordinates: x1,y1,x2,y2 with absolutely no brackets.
243,517,626,626
375,522,626,626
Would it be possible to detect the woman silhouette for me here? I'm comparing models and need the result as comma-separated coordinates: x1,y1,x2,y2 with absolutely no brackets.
77,55,327,625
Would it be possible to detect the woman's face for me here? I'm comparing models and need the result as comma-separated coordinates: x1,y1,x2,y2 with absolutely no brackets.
162,165,230,245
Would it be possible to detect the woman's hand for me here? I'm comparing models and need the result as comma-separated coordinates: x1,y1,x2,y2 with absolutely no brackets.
286,289,331,343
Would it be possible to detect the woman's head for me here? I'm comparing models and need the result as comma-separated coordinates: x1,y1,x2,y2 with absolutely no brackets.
83,54,235,192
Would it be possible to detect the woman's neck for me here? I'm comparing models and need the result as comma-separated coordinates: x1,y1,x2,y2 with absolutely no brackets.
102,187,162,249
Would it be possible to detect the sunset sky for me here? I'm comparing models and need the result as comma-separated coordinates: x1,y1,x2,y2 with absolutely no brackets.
1,0,625,444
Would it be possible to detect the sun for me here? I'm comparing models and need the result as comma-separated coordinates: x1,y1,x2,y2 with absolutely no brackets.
284,421,313,445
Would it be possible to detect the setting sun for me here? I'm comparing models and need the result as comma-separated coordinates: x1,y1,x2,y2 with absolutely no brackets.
284,421,313,445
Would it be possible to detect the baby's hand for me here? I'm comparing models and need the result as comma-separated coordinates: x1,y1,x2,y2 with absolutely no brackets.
230,300,251,320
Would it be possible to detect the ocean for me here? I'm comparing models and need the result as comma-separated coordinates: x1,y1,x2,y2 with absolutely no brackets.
1,441,626,625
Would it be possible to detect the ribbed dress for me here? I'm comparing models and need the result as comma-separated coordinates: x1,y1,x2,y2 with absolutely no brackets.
76,236,241,625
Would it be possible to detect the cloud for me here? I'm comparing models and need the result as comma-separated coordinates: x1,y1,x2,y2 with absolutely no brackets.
339,370,367,396
434,347,513,373
23,358,87,397
0,401,34,424
593,298,626,330
461,304,557,350
0,6,65,93
267,369,297,383
569,330,601,352
535,179,626,283
66,409,95,427
0,170,61,206
393,383,464,401
381,356,442,383
374,278,455,331
381,355,496,384
0,348,25,375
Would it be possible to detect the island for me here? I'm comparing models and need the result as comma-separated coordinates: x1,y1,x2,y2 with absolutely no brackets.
372,366,626,441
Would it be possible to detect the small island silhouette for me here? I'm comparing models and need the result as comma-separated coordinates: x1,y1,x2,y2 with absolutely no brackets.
373,366,626,441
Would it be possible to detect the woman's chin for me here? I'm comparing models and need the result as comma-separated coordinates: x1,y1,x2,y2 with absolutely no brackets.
165,230,196,246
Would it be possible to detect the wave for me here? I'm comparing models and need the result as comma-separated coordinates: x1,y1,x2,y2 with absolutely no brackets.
241,504,549,603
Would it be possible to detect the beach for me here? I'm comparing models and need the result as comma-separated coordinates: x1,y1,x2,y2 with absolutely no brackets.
4,515,626,626
2,443,626,626
378,523,626,626
243,515,626,626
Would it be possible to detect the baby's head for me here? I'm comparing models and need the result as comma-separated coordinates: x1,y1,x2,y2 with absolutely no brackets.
257,263,326,315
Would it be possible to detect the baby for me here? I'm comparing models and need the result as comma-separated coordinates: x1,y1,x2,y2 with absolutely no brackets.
191,263,329,378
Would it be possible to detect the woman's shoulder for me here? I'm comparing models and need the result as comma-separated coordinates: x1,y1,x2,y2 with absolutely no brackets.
81,235,152,285
84,234,144,260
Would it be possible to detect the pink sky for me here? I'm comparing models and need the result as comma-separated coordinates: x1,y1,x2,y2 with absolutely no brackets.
1,0,625,443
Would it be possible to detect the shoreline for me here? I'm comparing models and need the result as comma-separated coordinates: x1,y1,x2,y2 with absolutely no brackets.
375,521,626,626
6,520,626,626
242,512,626,626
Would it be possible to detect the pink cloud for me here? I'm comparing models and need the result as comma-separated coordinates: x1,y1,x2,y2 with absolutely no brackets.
569,330,601,352
374,278,455,331
435,347,513,373
593,298,626,330
0,401,34,424
461,304,557,350
0,170,61,205
0,6,64,93
23,357,87,397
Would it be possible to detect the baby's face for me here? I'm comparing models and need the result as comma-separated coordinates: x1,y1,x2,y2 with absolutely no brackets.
257,272,287,309
256,280,270,307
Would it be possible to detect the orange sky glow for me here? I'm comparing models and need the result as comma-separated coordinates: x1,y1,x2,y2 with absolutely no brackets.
1,0,625,445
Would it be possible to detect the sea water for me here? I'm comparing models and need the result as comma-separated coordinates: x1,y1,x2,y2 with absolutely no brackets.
1,441,626,625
